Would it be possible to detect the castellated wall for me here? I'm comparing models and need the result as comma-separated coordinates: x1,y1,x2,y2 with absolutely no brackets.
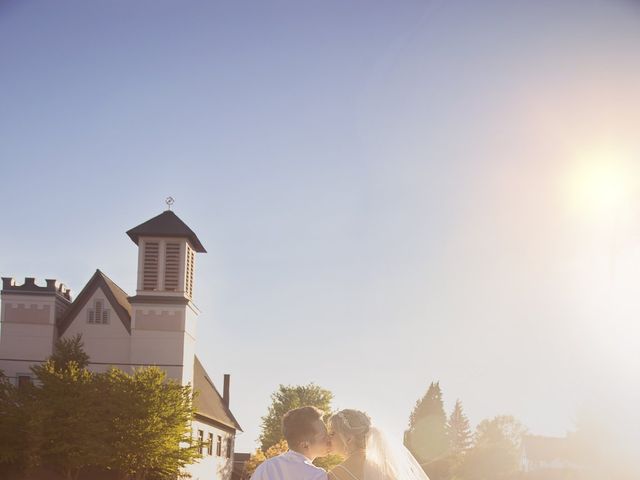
0,277,72,381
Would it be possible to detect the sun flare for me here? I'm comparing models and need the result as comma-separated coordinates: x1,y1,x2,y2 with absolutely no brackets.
566,147,638,220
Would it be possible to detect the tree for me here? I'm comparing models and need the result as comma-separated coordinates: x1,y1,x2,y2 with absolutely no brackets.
30,359,104,480
255,383,342,472
259,383,333,452
457,415,527,480
0,371,31,478
103,367,201,480
447,399,472,457
27,338,201,480
405,382,449,465
49,334,90,371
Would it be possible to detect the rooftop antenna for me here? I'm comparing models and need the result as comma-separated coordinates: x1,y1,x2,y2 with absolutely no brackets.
165,196,175,211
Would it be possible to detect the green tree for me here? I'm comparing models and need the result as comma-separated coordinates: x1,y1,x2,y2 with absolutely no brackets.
405,382,449,465
0,371,31,477
103,367,201,480
49,334,90,371
257,383,342,471
30,359,104,480
259,383,333,451
447,399,472,457
27,338,201,480
457,415,527,480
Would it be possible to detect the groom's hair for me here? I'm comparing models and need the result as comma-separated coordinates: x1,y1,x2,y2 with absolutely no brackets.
282,406,324,447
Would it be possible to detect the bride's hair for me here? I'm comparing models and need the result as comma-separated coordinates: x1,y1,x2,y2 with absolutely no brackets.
329,409,371,452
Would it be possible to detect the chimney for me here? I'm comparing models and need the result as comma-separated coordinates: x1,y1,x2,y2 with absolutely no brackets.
223,374,230,408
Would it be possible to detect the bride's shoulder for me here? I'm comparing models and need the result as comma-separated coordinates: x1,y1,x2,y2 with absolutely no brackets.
329,458,362,480
328,465,348,480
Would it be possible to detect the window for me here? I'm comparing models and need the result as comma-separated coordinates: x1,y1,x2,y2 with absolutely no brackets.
164,242,181,291
87,300,110,324
17,375,31,389
226,437,233,459
143,241,160,290
198,430,204,455
216,435,222,456
208,433,214,456
185,245,195,298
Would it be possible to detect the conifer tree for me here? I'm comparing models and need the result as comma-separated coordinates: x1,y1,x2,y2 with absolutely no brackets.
404,381,449,464
447,399,472,456
49,334,90,371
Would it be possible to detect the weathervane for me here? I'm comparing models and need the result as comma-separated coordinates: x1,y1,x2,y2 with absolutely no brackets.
165,196,175,211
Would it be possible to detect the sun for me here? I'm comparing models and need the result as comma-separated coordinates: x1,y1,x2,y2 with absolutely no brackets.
566,147,637,221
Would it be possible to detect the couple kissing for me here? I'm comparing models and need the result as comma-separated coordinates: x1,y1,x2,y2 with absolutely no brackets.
251,406,429,480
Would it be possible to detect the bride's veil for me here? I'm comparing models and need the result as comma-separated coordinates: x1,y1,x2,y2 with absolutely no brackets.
363,426,430,480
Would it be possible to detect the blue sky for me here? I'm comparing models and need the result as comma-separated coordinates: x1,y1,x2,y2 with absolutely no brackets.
2,0,640,453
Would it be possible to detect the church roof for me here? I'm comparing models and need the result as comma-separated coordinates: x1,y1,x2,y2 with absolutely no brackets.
193,356,243,432
55,270,241,431
57,269,132,335
126,210,206,253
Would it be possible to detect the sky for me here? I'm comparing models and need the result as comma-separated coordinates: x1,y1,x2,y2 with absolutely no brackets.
2,0,640,454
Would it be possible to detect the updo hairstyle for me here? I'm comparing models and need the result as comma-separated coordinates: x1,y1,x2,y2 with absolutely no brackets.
329,409,371,453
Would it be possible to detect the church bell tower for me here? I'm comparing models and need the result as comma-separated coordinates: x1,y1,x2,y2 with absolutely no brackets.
126,207,206,385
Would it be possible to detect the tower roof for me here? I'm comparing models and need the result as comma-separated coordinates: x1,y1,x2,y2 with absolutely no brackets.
126,210,206,252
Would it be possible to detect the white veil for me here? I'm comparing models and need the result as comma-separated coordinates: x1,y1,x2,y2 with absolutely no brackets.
363,426,430,480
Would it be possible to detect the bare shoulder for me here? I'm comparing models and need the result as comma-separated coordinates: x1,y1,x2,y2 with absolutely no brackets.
329,457,364,480
328,464,355,480
328,467,344,480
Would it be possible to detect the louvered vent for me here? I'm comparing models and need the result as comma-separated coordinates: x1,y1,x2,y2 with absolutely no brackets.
164,243,181,291
185,245,195,298
143,241,159,290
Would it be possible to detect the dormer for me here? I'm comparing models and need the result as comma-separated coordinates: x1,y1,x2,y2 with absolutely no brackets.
126,210,206,300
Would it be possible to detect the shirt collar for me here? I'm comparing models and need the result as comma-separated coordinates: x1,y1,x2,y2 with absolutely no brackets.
286,449,314,464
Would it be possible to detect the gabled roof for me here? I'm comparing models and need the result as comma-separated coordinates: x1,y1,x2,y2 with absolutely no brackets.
193,356,242,432
126,210,206,253
57,270,132,335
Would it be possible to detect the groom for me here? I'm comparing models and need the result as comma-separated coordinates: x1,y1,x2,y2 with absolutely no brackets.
251,406,331,480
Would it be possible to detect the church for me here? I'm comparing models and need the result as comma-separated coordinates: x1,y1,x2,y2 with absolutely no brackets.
0,208,242,480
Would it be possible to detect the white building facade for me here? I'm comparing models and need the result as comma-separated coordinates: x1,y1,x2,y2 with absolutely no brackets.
0,209,242,480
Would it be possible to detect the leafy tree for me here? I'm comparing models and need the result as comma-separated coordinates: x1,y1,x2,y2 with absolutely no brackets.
0,371,31,477
405,382,449,465
25,339,201,480
103,366,201,480
457,415,527,480
255,383,342,472
49,334,90,371
30,359,104,480
447,399,472,457
314,452,345,472
259,383,333,452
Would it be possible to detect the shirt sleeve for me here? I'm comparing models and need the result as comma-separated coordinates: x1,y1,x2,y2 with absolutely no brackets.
314,469,329,480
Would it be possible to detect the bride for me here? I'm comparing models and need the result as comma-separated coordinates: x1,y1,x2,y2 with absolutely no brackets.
327,409,429,480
